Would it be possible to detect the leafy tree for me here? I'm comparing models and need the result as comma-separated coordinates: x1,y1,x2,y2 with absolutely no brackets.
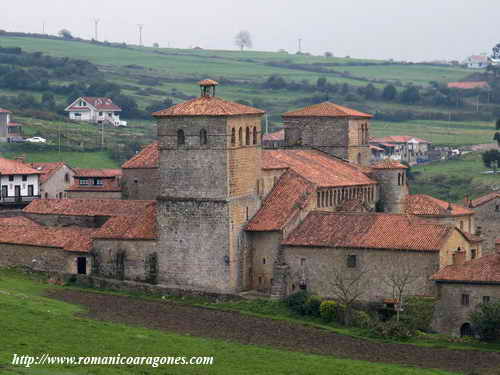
400,86,420,104
492,43,500,59
145,97,174,114
316,77,327,90
234,30,252,51
470,301,500,341
58,29,73,40
324,51,333,58
482,149,500,172
263,74,287,90
494,132,500,147
496,119,500,130
362,83,377,100
41,92,56,110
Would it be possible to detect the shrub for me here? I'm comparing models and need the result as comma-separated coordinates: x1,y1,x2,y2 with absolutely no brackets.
285,290,310,315
320,300,337,322
404,297,436,332
369,319,416,340
304,295,322,317
351,310,373,329
470,301,500,341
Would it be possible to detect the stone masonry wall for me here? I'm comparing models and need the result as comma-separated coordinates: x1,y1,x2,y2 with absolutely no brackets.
372,169,408,213
122,168,160,200
67,191,122,200
473,198,499,254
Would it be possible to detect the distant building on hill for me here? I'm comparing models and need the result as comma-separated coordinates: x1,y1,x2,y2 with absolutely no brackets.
370,136,432,165
447,81,490,90
65,97,127,127
0,108,23,142
464,55,489,69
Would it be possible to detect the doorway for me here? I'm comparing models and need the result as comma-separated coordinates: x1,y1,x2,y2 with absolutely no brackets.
460,323,473,337
77,257,87,275
14,186,21,201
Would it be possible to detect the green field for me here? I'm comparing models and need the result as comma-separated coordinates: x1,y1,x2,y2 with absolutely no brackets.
0,269,456,375
0,150,118,168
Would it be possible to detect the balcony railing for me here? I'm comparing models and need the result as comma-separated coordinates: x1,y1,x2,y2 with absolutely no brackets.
0,195,41,204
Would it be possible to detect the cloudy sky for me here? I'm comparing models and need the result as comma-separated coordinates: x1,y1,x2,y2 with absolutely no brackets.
1,0,497,61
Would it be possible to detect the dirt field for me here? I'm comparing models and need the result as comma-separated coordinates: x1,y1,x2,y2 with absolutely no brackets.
46,289,500,373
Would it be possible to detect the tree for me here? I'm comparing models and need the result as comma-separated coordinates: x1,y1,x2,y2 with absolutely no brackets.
58,29,73,40
234,30,252,51
382,84,397,101
400,86,420,104
470,301,500,341
492,43,500,59
482,149,500,173
496,119,500,130
494,132,500,147
324,51,333,58
41,93,56,110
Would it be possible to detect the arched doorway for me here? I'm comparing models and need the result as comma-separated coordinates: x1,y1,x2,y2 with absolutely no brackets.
460,323,473,337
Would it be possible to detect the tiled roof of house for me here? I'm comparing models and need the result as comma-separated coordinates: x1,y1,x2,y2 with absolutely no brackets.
262,129,285,142
405,194,474,216
283,102,372,118
470,192,500,208
30,162,68,184
447,81,490,90
82,97,121,111
371,136,431,144
461,231,483,243
245,170,315,231
431,254,500,284
0,217,41,227
282,212,453,251
73,168,122,178
336,199,368,212
0,225,94,252
0,108,11,113
122,142,159,169
468,55,489,62
152,96,265,117
369,145,385,152
24,199,153,217
0,157,42,175
371,160,408,169
262,149,376,188
93,202,157,240
66,179,122,193
8,122,22,127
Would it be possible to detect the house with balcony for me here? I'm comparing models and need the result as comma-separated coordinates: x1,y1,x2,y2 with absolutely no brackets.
64,97,127,127
0,157,41,206
370,136,432,165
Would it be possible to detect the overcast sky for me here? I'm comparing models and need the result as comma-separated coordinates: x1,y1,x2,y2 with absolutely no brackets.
1,0,497,61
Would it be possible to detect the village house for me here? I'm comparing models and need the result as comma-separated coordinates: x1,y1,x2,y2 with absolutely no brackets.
65,97,127,127
0,157,41,206
66,168,122,200
262,129,285,149
465,192,500,254
0,108,23,142
31,162,75,199
464,55,489,69
121,142,159,200
370,136,432,165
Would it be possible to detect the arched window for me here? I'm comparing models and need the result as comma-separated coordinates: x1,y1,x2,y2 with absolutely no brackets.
245,127,250,146
397,173,401,186
231,128,236,146
357,153,362,165
177,129,185,145
253,127,257,145
200,128,208,145
238,128,243,145
317,192,321,207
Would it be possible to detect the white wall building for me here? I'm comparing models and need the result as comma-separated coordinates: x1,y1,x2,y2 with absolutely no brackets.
464,55,489,69
65,97,127,127
0,157,41,205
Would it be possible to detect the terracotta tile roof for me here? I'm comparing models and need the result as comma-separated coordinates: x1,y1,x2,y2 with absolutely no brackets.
371,136,431,144
336,199,368,212
66,178,122,193
405,194,474,216
8,122,22,127
152,96,265,117
461,231,483,243
262,149,376,188
371,160,408,169
369,145,385,152
93,202,157,240
470,192,500,208
82,97,121,111
0,108,11,113
245,170,315,231
0,217,41,227
0,225,94,252
122,142,159,169
282,212,453,251
198,79,219,86
30,162,68,184
262,129,284,142
0,157,42,175
73,168,122,178
447,81,490,90
283,102,372,118
24,199,153,217
431,254,500,284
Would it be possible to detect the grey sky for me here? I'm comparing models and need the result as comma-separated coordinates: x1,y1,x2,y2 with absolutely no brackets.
2,0,498,61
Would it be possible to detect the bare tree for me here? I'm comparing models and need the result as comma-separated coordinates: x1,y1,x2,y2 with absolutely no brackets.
235,30,252,51
58,29,73,40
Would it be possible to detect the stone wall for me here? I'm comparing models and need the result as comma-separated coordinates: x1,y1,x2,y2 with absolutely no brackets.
248,231,282,292
372,169,408,213
122,168,159,200
40,164,75,199
67,191,122,200
432,282,500,336
473,198,499,254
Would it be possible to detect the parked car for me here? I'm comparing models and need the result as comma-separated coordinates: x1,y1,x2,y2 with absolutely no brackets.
8,137,25,143
26,137,47,143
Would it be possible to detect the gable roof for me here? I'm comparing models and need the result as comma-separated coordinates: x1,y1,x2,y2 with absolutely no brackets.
0,157,42,175
282,212,453,251
262,149,376,188
371,136,431,144
0,108,11,113
405,194,474,216
447,81,490,90
30,162,71,184
122,142,159,169
470,192,500,208
65,97,121,112
245,170,315,232
73,168,122,178
431,254,500,284
262,129,285,142
283,102,372,118
152,96,265,117
371,160,408,169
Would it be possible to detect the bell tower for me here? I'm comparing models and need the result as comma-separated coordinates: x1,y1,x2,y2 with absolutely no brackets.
153,80,265,293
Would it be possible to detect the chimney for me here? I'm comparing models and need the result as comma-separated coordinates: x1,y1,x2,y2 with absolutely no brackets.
453,250,466,266
463,195,471,208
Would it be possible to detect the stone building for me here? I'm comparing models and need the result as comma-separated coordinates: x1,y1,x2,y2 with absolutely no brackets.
121,142,159,200
31,162,75,199
66,168,122,199
466,192,500,253
0,108,11,142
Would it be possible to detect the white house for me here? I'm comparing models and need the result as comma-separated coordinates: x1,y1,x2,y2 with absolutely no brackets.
65,97,127,127
464,55,489,69
0,157,41,206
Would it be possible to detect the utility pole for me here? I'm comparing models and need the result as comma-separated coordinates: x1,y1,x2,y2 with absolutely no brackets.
42,21,46,34
137,24,144,46
101,121,104,149
94,18,100,41
298,38,302,53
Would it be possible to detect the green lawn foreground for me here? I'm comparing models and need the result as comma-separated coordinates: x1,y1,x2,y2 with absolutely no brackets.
0,269,456,375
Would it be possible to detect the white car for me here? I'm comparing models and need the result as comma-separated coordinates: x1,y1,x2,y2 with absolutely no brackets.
26,137,47,143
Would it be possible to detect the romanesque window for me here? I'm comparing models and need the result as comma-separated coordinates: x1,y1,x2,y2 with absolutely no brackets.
245,127,250,146
461,294,470,306
262,258,266,265
347,255,357,268
397,173,401,186
200,129,208,145
231,128,236,146
115,251,126,280
238,128,243,145
471,249,477,259
317,192,321,207
253,127,257,145
177,129,185,145
145,252,158,284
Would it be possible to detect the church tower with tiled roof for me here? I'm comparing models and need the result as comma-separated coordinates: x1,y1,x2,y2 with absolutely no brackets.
153,80,265,293
282,102,372,166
